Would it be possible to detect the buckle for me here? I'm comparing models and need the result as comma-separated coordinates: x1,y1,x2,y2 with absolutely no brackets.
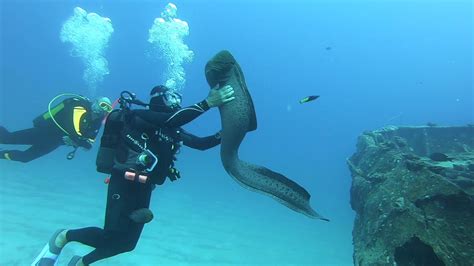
124,171,148,184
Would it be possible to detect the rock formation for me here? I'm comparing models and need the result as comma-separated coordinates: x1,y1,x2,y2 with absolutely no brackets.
348,125,474,265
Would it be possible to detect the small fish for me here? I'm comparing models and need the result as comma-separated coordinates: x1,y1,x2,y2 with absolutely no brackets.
299,95,319,104
429,152,452,162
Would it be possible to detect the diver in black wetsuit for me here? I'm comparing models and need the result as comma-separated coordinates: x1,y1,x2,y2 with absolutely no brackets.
33,84,235,266
0,96,112,162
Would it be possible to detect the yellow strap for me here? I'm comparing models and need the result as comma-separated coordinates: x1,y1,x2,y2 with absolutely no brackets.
73,107,87,136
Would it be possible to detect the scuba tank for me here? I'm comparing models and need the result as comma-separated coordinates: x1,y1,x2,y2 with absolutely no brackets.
96,91,148,174
33,94,89,132
34,94,91,160
96,110,124,174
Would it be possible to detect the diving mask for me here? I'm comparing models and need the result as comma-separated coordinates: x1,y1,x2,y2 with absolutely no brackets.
151,90,182,108
93,97,113,113
99,101,113,113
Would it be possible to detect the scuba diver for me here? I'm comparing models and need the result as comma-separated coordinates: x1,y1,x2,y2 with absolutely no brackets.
32,84,235,266
0,95,112,162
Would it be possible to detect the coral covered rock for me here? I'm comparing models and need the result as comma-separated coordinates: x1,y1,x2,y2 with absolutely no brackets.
348,125,474,265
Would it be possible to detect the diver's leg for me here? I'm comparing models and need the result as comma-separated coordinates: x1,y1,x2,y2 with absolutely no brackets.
0,125,63,162
66,172,153,265
1,139,61,162
64,173,128,249
65,227,107,247
73,225,146,265
0,126,43,145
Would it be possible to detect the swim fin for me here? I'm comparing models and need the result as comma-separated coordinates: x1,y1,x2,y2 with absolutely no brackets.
31,229,65,266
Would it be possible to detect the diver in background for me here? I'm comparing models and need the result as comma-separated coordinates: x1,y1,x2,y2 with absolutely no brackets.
32,84,234,266
0,95,112,162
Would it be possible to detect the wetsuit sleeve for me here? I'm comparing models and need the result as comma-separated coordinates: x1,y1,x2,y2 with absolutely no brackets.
180,128,221,150
75,118,103,149
133,100,210,128
82,118,102,140
74,137,93,149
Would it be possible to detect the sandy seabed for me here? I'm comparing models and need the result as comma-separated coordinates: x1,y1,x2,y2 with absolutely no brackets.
0,156,354,266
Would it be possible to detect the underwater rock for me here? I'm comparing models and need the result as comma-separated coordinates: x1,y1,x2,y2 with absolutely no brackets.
405,160,424,172
348,125,474,266
427,165,446,174
468,163,474,172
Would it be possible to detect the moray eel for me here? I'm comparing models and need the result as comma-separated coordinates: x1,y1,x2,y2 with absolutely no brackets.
205,50,328,221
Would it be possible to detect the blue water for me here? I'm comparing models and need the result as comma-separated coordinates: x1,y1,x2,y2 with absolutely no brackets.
0,0,472,265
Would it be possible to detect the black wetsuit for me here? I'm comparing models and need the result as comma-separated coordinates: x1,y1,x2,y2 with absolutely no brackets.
0,97,102,162
66,100,220,265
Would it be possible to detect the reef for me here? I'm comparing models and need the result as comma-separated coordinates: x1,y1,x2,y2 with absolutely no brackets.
348,125,474,265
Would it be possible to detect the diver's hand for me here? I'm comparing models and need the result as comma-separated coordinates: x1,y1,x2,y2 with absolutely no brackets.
205,85,235,108
168,167,181,182
62,136,78,147
82,139,93,150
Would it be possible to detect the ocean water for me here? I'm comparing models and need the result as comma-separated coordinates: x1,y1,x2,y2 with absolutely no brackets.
0,0,472,265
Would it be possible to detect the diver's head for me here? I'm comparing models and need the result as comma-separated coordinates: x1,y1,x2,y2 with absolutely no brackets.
149,85,182,112
92,97,113,115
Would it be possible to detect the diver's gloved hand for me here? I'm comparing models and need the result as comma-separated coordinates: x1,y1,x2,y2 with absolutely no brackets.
81,141,93,150
82,139,94,150
205,85,235,108
62,136,78,147
76,137,92,150
168,167,181,182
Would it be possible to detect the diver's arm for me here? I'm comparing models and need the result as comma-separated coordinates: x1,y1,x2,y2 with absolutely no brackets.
75,138,93,149
134,100,211,128
74,132,98,150
180,129,221,150
63,135,92,149
81,118,102,142
164,101,211,127
133,85,235,128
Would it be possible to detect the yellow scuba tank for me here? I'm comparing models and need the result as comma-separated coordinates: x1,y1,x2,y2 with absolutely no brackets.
33,93,89,136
